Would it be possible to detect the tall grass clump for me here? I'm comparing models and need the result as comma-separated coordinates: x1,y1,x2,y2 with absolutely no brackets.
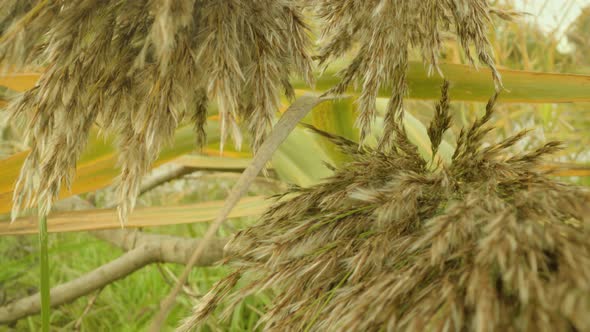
182,83,590,332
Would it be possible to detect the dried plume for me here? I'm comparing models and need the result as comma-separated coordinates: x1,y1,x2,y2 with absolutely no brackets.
0,0,314,222
308,0,512,148
181,84,590,332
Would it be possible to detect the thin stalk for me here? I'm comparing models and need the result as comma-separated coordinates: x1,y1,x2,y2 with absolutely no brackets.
38,213,50,332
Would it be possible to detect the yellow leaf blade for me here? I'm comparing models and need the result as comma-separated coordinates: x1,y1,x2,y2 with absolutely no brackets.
0,126,199,215
0,195,269,235
0,73,40,92
538,163,590,177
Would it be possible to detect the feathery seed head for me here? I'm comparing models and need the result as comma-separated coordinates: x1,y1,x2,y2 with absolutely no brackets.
182,83,590,332
1,0,314,223
310,0,512,148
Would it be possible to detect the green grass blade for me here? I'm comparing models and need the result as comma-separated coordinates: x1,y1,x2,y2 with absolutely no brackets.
5,61,589,106
38,213,50,332
294,62,590,103
307,97,358,167
271,126,333,186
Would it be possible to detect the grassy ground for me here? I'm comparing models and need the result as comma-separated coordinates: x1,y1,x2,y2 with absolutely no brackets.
0,174,278,332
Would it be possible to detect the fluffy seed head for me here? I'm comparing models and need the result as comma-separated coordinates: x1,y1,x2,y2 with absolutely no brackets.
309,0,513,148
181,84,590,332
0,0,314,222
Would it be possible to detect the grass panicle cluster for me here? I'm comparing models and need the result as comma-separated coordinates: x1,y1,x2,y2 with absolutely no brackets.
0,0,314,222
182,84,590,332
310,0,514,148
0,1,513,224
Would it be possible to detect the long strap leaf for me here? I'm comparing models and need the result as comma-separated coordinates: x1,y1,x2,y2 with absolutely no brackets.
4,63,590,103
0,196,269,235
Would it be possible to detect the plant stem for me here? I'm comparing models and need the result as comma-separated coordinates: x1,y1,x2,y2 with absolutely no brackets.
39,213,50,332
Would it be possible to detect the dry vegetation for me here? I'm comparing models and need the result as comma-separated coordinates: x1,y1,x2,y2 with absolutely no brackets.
183,84,590,332
0,0,314,222
312,0,515,147
0,1,589,331
0,0,516,225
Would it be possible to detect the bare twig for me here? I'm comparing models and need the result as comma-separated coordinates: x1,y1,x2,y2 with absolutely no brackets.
0,233,226,324
149,95,328,331
157,265,201,298
73,288,102,331
137,165,195,197
0,246,154,324
92,229,226,265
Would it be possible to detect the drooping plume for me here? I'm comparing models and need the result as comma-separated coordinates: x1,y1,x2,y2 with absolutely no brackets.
0,0,314,223
308,0,511,148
